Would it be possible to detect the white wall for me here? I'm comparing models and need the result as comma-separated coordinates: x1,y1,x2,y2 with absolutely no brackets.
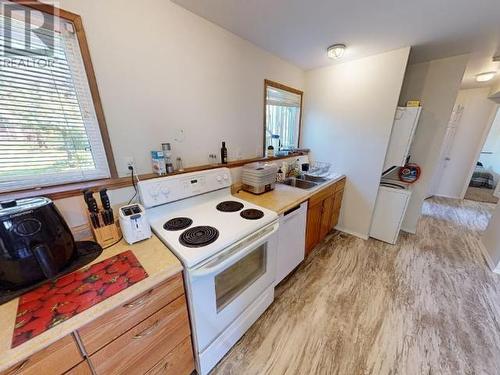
398,55,469,233
479,109,500,179
436,88,498,198
302,47,410,239
482,202,500,270
43,0,306,228
57,0,305,176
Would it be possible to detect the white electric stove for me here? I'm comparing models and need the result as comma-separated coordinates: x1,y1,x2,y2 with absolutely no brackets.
138,168,279,375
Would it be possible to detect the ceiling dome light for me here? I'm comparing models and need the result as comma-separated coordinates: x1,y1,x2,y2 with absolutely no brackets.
476,71,497,82
327,44,346,60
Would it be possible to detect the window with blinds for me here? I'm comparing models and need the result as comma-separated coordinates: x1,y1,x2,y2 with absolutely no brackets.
264,83,302,154
0,5,110,193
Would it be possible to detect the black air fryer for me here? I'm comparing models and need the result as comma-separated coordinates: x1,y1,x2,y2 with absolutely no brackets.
0,197,102,303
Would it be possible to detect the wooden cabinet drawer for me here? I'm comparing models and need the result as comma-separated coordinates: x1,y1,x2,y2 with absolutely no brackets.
90,295,191,375
64,361,92,375
145,336,194,375
1,335,83,375
78,273,184,355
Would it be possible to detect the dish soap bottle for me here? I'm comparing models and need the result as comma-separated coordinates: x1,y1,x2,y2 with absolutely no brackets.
221,141,228,164
267,145,275,157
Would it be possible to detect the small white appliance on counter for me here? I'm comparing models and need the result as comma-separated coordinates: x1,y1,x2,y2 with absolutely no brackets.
370,179,412,244
137,168,279,375
119,204,152,244
383,106,422,172
241,162,278,194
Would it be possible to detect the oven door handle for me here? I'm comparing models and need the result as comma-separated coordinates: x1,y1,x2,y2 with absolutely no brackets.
190,222,279,279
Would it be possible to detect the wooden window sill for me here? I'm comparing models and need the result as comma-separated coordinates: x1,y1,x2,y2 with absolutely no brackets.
0,153,307,201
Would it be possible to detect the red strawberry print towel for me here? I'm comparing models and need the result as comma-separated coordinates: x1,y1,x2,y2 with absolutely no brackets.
12,250,148,348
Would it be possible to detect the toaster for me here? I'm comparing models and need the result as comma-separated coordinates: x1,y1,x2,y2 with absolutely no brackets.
119,204,152,244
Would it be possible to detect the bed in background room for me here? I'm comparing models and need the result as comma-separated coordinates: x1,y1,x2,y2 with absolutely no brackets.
469,162,495,189
465,162,499,204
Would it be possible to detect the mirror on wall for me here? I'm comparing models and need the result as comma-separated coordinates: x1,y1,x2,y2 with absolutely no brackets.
264,80,303,156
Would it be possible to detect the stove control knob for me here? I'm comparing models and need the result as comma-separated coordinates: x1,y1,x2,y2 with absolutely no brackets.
223,174,229,180
216,175,222,182
150,185,161,200
160,187,170,196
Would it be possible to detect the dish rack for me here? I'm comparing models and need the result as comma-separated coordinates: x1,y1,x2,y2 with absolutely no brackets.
306,161,331,177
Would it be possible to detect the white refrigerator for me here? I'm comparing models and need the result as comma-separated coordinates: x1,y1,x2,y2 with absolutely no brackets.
383,107,422,171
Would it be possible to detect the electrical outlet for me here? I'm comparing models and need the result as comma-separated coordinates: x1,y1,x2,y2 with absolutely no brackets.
124,157,135,174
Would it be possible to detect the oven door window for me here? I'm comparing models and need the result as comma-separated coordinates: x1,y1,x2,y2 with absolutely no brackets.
215,244,267,312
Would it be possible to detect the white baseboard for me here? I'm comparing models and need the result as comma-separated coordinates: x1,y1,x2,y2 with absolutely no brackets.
477,239,500,273
434,193,461,200
335,226,369,240
400,226,417,235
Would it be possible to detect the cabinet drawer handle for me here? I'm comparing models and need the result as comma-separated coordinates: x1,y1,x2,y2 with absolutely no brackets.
123,290,153,308
133,320,160,339
8,359,29,375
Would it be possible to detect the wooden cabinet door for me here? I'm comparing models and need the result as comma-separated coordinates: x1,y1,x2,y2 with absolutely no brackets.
330,189,344,230
319,196,334,240
1,335,83,375
305,202,322,256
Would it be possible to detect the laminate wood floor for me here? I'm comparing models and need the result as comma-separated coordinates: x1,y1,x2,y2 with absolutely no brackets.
212,197,500,375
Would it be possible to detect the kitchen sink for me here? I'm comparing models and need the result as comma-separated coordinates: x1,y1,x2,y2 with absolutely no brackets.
282,178,318,189
301,175,330,183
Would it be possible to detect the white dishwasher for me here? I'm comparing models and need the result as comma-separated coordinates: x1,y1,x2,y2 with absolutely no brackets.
370,181,411,245
275,201,308,285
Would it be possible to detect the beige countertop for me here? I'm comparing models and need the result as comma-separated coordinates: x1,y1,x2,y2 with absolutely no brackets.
0,235,182,372
234,174,346,214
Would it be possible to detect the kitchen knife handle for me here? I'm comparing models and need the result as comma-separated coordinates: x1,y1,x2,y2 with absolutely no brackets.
90,212,100,228
99,188,111,210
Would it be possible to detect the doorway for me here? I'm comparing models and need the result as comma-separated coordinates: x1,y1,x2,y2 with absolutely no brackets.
431,88,499,203
464,107,500,204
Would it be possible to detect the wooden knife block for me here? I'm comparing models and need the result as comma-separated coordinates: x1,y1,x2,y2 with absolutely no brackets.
89,214,122,248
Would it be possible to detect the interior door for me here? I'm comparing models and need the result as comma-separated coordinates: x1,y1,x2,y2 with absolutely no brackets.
427,104,463,197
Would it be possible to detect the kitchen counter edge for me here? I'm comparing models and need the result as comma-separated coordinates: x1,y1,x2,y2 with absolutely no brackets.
234,175,346,215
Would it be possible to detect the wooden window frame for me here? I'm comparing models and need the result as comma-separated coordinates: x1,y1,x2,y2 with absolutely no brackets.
263,79,304,155
5,0,118,183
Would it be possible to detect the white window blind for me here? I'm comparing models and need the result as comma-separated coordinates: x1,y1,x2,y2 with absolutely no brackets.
265,86,301,151
0,7,110,193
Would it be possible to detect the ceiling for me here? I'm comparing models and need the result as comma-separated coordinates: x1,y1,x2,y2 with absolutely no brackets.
172,0,500,88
